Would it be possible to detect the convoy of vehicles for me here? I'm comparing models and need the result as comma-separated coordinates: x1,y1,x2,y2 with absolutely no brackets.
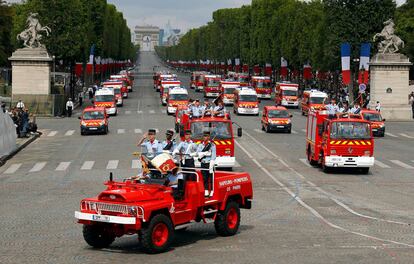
191,71,208,91
203,75,221,97
301,90,328,116
103,80,128,99
233,87,260,115
219,80,240,105
261,106,292,133
79,106,109,135
94,88,117,116
251,76,272,99
274,82,299,108
166,87,189,115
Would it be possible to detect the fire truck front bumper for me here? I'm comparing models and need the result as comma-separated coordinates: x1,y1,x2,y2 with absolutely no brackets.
281,100,299,107
223,98,234,105
106,107,117,115
196,86,204,91
237,108,259,115
75,211,136,225
205,92,220,97
324,156,375,167
257,93,271,99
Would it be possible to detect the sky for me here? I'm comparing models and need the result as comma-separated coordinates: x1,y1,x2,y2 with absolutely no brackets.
6,0,407,33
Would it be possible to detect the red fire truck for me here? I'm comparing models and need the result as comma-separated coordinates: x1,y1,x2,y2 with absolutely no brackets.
274,82,299,108
360,109,385,137
203,75,221,97
160,80,181,106
75,156,253,253
301,90,328,116
190,71,208,90
251,76,272,99
102,80,128,99
154,73,177,92
235,73,250,87
306,110,375,174
220,80,240,105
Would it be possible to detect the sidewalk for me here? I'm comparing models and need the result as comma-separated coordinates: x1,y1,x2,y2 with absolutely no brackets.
0,132,41,167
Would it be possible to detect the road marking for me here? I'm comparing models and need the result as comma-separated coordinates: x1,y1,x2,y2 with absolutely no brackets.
55,162,71,171
149,110,155,114
234,161,241,168
291,130,298,134
385,132,398,138
117,129,125,134
3,163,22,174
374,160,391,168
29,162,47,172
253,128,264,134
399,133,414,139
137,110,143,114
81,161,94,170
390,160,414,169
125,110,131,114
301,129,307,133
299,158,311,167
47,131,58,137
161,110,167,114
65,130,75,136
134,128,143,134
131,160,141,169
106,160,119,170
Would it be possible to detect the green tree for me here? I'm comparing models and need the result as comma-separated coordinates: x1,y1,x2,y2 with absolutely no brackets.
395,0,414,62
0,0,14,66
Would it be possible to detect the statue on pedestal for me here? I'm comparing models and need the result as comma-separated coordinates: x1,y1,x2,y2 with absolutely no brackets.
17,13,51,49
373,19,404,54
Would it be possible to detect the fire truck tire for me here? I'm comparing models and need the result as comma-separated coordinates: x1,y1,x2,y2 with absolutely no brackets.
265,125,270,133
175,123,179,133
360,167,369,174
307,150,318,167
82,224,115,248
104,126,108,135
215,201,240,237
140,214,174,254
286,128,291,133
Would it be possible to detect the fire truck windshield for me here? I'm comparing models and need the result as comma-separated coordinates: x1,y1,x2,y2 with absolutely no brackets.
238,77,248,83
95,95,114,102
268,110,289,118
330,122,371,139
362,112,382,122
224,87,236,94
240,95,257,102
169,93,188,100
256,81,271,88
191,122,232,140
282,90,297,96
309,96,326,104
114,88,121,94
207,79,220,87
83,111,105,120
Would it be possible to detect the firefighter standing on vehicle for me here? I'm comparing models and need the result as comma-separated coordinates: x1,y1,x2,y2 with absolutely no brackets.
326,99,339,119
162,129,176,153
213,100,226,117
197,131,216,196
137,129,162,158
172,130,197,169
189,99,203,118
202,99,213,117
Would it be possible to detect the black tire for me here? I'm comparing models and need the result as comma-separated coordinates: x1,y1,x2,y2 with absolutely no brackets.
261,124,265,131
307,149,318,167
322,162,331,173
360,167,369,174
175,123,179,133
214,201,240,237
265,125,270,133
140,214,174,254
287,128,291,134
104,126,108,135
81,130,85,136
82,224,115,248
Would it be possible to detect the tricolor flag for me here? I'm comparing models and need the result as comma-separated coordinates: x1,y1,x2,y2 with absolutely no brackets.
358,43,371,85
265,63,272,76
341,43,351,85
235,58,240,72
86,44,95,74
303,62,312,80
280,57,288,78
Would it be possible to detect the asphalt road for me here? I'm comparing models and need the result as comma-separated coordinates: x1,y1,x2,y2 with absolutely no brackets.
1,51,414,264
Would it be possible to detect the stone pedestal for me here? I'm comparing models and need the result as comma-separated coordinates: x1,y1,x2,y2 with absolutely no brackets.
368,53,412,120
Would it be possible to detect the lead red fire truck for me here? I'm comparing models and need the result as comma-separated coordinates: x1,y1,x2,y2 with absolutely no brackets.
306,110,375,174
251,76,272,99
220,80,240,105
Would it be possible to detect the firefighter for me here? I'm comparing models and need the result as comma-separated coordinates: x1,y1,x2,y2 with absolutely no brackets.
375,101,381,112
162,129,176,153
189,99,203,118
213,100,226,117
197,131,216,196
326,99,339,119
202,99,213,117
172,130,197,169
137,129,162,158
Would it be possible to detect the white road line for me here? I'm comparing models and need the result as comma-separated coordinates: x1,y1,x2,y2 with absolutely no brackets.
301,129,307,133
125,110,131,114
3,163,22,174
234,161,241,168
385,132,398,138
29,162,47,172
131,160,141,169
374,160,391,168
117,129,125,134
291,130,298,134
161,109,167,114
106,160,119,170
65,130,75,136
399,133,414,139
47,131,58,137
81,161,95,170
55,162,71,171
149,110,155,114
299,158,311,167
134,129,143,134
137,110,143,114
253,128,264,134
390,160,414,169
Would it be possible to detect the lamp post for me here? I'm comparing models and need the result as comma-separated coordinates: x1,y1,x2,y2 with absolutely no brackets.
52,55,56,85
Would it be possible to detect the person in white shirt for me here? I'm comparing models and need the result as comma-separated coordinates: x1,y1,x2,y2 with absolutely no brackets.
16,99,25,110
66,98,74,117
375,101,381,112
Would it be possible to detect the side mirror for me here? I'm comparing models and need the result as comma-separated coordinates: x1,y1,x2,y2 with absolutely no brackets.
382,118,386,121
78,116,81,120
237,127,243,137
290,114,293,118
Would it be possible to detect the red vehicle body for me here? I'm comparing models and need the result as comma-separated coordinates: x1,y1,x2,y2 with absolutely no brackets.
166,87,189,115
111,74,133,92
220,81,240,105
79,106,109,135
261,106,292,133
360,109,385,137
203,75,221,98
174,106,188,132
306,110,375,173
179,113,241,169
154,73,176,92
190,71,207,90
75,167,253,253
103,80,128,99
160,80,181,106
251,76,272,99
274,82,299,108
301,90,328,116
235,73,250,87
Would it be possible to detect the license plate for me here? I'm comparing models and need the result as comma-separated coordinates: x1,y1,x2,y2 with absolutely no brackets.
89,127,98,130
277,126,284,128
372,129,377,132
92,215,110,222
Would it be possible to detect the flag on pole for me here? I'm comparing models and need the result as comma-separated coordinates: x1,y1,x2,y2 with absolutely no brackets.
265,63,272,76
303,62,312,80
280,57,288,77
86,44,95,74
235,58,240,72
358,43,370,85
341,43,351,85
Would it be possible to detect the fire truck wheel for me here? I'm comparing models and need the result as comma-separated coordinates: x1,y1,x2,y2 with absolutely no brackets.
322,161,331,173
265,125,270,133
140,214,174,253
175,123,179,133
307,150,318,167
215,201,240,237
104,126,108,135
82,224,115,248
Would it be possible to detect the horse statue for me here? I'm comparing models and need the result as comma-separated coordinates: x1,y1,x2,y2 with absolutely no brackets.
373,19,404,54
17,13,51,48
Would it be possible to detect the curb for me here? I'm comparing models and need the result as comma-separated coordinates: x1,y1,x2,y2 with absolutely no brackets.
0,132,42,167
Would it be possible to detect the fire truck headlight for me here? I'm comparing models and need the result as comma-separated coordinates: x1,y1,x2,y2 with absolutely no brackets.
99,121,105,126
363,150,371,156
81,121,87,126
330,149,337,155
286,120,291,124
129,206,137,216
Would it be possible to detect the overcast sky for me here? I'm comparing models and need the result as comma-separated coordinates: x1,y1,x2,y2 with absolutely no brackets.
7,0,407,33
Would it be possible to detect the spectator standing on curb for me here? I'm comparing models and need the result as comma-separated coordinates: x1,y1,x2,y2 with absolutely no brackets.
375,101,381,112
409,93,414,119
16,99,25,110
66,98,74,117
88,87,94,100
78,91,83,107
20,108,29,138
1,101,5,113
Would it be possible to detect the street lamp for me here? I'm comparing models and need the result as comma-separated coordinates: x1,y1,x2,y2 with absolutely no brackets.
52,55,56,84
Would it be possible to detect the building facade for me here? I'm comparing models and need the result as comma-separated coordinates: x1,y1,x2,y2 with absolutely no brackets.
134,25,160,51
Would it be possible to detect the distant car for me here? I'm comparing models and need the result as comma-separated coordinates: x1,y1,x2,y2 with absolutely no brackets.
360,109,385,137
261,106,292,133
79,106,109,135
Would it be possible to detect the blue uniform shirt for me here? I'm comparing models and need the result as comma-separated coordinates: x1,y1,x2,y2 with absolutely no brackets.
197,141,216,163
161,139,177,153
167,172,184,188
190,105,203,118
173,140,197,158
141,139,163,157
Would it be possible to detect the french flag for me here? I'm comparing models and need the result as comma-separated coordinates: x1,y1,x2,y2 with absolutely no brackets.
265,63,272,76
303,62,312,80
358,43,370,84
341,43,351,85
280,57,288,78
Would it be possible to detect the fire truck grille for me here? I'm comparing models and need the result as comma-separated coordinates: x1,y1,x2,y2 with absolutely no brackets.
87,201,129,215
